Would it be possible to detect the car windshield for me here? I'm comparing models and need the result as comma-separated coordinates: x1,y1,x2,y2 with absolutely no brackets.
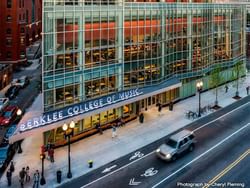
3,111,12,118
166,139,178,148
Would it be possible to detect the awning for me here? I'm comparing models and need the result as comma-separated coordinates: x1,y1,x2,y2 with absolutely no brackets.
9,77,181,143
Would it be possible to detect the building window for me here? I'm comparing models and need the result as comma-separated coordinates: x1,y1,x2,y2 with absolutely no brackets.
6,15,12,22
6,28,11,34
7,0,12,8
6,52,12,58
19,14,21,20
20,27,25,33
20,37,25,45
6,38,12,46
26,10,28,23
20,51,25,59
19,0,21,8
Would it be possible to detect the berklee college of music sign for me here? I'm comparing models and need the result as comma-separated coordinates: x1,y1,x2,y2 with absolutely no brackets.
19,88,143,132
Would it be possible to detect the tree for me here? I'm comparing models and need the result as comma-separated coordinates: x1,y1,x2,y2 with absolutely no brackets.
231,61,245,98
209,64,222,107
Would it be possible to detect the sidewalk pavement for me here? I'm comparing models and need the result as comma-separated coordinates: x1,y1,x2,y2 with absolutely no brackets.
0,75,250,188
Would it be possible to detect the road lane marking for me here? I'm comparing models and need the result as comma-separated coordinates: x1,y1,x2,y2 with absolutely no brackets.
152,123,250,188
129,178,141,186
102,165,117,173
80,102,250,188
80,151,154,188
129,151,144,161
140,167,158,177
193,101,250,132
203,149,250,188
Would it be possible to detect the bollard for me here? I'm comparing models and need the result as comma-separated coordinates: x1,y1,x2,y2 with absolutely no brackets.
88,160,93,168
56,170,62,183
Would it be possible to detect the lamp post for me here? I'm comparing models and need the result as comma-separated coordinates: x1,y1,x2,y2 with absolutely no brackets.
62,120,75,179
16,109,23,153
40,153,46,185
196,80,203,117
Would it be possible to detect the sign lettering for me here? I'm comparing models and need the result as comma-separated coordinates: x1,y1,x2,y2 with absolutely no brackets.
19,88,143,132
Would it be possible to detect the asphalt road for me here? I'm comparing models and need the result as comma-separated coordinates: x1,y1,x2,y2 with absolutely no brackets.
60,96,250,188
0,64,41,143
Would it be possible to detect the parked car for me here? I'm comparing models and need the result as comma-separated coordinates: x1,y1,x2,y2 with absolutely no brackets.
0,145,9,170
11,76,30,88
0,142,17,171
156,129,196,161
5,85,20,99
0,106,19,126
0,98,9,113
0,124,17,148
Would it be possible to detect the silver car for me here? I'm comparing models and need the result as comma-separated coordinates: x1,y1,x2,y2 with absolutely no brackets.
156,129,196,161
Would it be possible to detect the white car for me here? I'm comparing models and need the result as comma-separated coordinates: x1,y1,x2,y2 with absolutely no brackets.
156,129,196,161
0,98,9,113
11,76,30,88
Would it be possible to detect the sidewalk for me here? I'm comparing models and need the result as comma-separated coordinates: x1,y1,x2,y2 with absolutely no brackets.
0,75,249,188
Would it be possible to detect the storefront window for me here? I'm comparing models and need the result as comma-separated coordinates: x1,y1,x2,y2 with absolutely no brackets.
123,104,131,117
55,127,64,142
92,114,100,126
83,117,92,129
100,111,108,124
73,120,83,135
108,109,116,121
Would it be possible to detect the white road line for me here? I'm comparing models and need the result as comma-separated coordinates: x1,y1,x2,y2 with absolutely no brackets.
152,123,250,188
80,151,154,188
193,101,250,132
80,101,250,188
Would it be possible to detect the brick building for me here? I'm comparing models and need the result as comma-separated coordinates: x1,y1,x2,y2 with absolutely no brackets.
0,64,13,90
0,0,42,66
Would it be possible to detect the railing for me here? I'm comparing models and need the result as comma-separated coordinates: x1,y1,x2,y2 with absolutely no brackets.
185,104,214,120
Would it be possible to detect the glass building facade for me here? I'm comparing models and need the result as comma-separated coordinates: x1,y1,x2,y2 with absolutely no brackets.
42,0,246,146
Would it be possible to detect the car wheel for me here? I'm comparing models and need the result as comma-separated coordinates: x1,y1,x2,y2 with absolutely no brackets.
171,155,177,161
188,144,194,152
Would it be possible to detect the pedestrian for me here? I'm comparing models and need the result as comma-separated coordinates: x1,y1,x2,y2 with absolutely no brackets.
139,113,144,123
26,166,30,182
19,167,26,188
10,161,14,172
6,168,12,186
246,86,249,95
112,125,117,139
33,170,40,188
225,85,229,93
95,123,103,135
48,147,54,163
158,103,162,115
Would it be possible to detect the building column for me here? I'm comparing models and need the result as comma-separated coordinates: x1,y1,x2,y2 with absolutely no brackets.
78,11,85,100
242,6,246,58
116,1,124,91
160,1,165,78
225,9,231,59
187,9,192,70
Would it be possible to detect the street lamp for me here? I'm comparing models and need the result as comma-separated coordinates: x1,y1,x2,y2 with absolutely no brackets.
62,120,75,179
40,153,46,185
196,80,203,117
17,109,23,153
